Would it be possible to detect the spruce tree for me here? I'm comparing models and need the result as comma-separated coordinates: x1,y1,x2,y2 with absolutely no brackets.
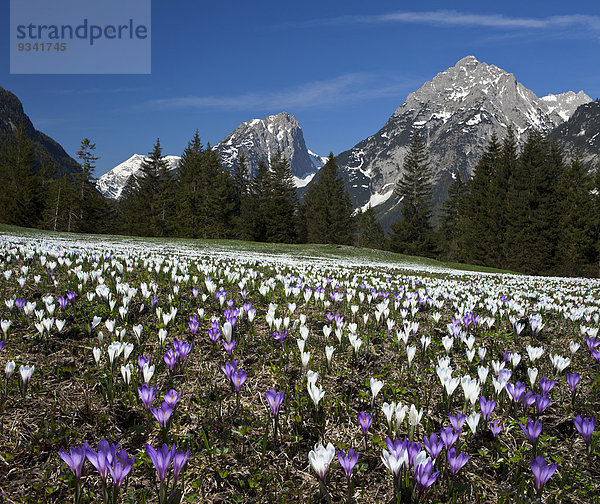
303,153,354,244
174,131,204,237
461,134,501,265
74,138,101,232
389,130,435,256
263,151,298,243
439,172,466,261
357,205,385,249
555,149,596,276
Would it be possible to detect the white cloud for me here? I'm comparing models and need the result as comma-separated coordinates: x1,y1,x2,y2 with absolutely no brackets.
144,73,417,112
311,10,600,34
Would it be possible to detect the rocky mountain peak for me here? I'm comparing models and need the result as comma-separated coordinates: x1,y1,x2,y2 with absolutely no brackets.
215,111,319,179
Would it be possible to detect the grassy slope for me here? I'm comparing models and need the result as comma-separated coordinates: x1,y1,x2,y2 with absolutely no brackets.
0,223,515,275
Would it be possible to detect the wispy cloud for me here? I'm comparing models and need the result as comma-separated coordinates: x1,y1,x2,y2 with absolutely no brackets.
302,10,600,35
143,73,418,112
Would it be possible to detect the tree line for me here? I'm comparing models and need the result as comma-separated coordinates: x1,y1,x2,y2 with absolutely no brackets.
0,124,598,277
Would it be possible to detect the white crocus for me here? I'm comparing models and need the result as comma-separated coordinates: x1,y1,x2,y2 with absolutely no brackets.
308,442,335,482
307,381,325,408
92,347,102,366
466,412,481,434
528,367,539,388
143,363,155,383
370,377,384,403
325,346,335,367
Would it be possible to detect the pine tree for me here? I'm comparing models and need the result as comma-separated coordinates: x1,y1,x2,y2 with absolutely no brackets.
389,130,435,256
0,122,44,227
175,131,204,237
555,149,596,276
263,151,298,243
303,153,354,244
357,205,385,249
461,134,501,265
438,172,466,260
73,138,101,232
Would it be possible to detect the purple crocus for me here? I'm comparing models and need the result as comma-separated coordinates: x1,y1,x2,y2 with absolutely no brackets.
221,360,237,381
59,442,89,480
108,448,135,492
0,340,5,353
535,394,552,415
424,432,443,460
506,382,526,403
208,326,220,347
151,402,174,428
539,377,556,397
58,296,68,310
447,447,469,477
173,340,193,362
479,396,496,421
272,330,287,345
338,448,359,481
530,456,557,493
522,390,536,411
146,443,176,482
440,426,459,451
163,349,177,372
138,382,156,410
449,413,466,432
173,448,190,483
265,388,284,418
231,369,247,394
574,415,595,446
358,411,373,436
163,389,182,408
222,340,236,356
415,460,440,495
86,439,119,482
188,315,201,335
520,418,542,446
490,420,502,439
565,373,580,395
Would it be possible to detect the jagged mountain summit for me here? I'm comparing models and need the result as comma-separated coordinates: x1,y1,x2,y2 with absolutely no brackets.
0,86,79,174
214,112,323,179
552,100,600,167
96,154,180,200
97,112,324,199
333,55,591,212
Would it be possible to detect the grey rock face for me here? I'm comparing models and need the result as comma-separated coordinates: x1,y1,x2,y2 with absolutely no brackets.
334,55,591,209
215,112,318,178
552,100,600,167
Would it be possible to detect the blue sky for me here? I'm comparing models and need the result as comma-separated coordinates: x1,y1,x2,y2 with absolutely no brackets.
1,0,599,176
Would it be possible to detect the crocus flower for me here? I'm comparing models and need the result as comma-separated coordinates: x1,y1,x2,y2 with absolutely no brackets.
370,377,384,403
534,394,551,415
490,420,502,439
265,388,284,418
520,418,542,446
338,448,359,481
138,382,156,410
307,380,325,408
423,432,443,460
151,402,174,428
358,411,373,436
173,448,190,483
232,369,247,394
108,448,135,492
479,396,496,421
539,377,556,396
221,360,237,381
440,426,459,451
574,415,595,445
163,349,177,372
146,443,176,482
415,459,439,495
59,442,90,480
565,373,580,395
0,340,5,352
447,447,469,477
272,330,287,345
222,340,236,356
308,442,335,483
449,413,466,432
163,389,182,408
530,456,557,493
137,355,150,373
86,439,119,482
506,382,526,403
